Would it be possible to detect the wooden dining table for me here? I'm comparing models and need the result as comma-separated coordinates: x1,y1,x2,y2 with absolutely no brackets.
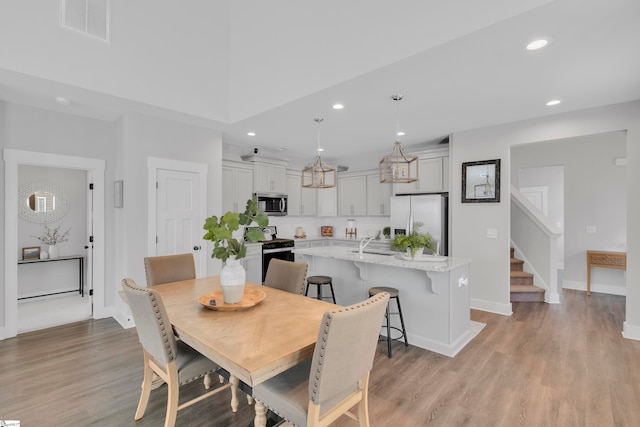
146,276,337,426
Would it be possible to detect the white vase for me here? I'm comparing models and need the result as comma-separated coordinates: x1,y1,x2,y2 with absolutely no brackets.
407,247,424,259
220,256,246,303
48,244,58,259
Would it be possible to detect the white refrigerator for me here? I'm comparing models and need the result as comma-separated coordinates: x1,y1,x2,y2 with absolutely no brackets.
390,194,448,255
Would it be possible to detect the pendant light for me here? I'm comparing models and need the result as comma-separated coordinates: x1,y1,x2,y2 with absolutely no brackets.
302,118,337,189
379,94,418,184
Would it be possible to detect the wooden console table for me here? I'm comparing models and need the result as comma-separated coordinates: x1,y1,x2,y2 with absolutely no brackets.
586,250,626,296
18,255,85,299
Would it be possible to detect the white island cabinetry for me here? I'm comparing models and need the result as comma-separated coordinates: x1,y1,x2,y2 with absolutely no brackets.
295,246,472,357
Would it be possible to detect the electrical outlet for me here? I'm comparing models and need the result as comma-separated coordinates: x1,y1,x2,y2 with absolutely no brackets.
487,229,498,239
586,226,596,234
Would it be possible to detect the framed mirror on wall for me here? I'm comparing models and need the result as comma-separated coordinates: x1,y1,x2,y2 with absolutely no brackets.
462,159,501,203
18,181,70,223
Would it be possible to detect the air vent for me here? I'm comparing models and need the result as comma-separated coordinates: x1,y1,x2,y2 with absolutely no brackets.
60,0,110,42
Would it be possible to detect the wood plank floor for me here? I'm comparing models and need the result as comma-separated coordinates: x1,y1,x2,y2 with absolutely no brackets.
2,289,639,426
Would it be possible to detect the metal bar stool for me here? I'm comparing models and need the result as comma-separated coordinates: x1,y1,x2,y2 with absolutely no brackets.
305,275,337,304
368,286,408,357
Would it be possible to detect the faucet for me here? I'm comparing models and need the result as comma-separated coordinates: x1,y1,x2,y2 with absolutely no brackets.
358,237,374,259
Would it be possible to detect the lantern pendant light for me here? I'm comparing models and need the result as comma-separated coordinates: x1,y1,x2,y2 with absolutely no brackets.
302,118,337,189
379,94,418,184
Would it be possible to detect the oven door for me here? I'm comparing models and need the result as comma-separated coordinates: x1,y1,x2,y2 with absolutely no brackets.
262,247,294,283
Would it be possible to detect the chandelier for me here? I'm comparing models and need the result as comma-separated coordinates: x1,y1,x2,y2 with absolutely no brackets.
379,94,418,184
302,118,336,189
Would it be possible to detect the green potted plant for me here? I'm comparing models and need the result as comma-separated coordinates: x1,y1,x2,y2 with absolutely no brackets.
382,226,391,239
391,222,436,259
202,195,268,303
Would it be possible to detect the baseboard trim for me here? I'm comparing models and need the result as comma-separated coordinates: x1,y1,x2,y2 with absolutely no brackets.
0,326,5,341
471,298,512,316
622,321,640,341
112,307,134,329
563,279,626,296
546,292,561,304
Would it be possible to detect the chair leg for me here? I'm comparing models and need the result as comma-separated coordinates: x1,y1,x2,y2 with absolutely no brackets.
357,373,371,427
385,303,392,358
165,363,180,427
247,395,254,405
317,284,323,301
328,281,337,304
396,297,409,347
135,352,154,420
254,399,268,427
304,282,310,296
203,373,211,389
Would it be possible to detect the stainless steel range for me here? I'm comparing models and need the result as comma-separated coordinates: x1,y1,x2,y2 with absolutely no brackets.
245,226,295,282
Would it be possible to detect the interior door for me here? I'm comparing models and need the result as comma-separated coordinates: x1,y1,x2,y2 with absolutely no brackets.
156,169,204,276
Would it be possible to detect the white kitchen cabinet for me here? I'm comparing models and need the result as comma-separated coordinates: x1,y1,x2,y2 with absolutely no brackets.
241,244,262,284
294,240,310,263
393,149,450,195
366,174,391,216
222,161,253,213
316,186,337,216
338,175,367,216
254,162,286,193
286,173,317,216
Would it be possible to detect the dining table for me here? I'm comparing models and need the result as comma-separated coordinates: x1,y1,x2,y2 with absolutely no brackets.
141,275,337,426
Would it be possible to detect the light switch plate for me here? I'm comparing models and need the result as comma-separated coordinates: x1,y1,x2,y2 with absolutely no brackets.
487,229,498,239
586,226,596,234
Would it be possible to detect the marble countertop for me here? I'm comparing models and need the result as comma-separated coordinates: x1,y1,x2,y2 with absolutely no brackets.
294,246,469,272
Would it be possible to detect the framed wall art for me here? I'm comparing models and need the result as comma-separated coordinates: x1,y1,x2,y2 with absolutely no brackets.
22,246,41,260
462,159,501,203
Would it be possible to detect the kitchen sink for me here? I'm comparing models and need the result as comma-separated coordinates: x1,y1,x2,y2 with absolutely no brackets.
351,249,395,256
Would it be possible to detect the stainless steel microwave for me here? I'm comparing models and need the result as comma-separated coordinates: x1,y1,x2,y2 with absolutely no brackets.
254,192,288,216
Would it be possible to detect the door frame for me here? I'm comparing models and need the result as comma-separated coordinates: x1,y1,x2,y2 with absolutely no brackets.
147,157,208,276
3,149,106,339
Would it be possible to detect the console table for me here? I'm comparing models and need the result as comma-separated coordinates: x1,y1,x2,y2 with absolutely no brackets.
586,250,626,296
18,255,85,299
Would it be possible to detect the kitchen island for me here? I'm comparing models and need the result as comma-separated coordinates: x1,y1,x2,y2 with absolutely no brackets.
295,246,472,357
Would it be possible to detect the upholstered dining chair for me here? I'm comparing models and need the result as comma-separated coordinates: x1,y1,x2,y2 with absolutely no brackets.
252,292,390,427
122,278,236,427
144,253,196,286
263,259,308,295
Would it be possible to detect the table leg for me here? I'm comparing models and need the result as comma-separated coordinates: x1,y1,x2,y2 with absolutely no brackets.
254,399,267,427
229,375,240,412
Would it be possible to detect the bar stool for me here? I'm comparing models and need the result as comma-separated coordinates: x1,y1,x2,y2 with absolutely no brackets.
368,286,408,357
305,275,337,304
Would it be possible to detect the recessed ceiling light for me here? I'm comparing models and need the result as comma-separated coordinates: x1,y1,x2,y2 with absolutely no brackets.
277,147,287,151
546,99,561,106
317,147,324,152
247,132,256,136
55,96,71,106
332,103,344,110
396,131,405,136
526,38,550,51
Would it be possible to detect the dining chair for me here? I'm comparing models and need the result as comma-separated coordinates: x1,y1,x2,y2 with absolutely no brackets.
263,259,308,295
252,292,390,427
144,253,196,286
122,278,237,427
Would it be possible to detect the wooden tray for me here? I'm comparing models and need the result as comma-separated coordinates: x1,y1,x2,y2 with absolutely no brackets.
198,288,266,311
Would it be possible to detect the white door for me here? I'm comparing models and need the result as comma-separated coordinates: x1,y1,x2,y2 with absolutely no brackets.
156,169,205,275
520,186,548,216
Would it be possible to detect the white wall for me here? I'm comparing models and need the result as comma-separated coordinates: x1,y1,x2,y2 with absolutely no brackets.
511,132,626,295
451,100,640,338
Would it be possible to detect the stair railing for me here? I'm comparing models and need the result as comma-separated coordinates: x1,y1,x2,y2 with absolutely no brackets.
510,185,563,303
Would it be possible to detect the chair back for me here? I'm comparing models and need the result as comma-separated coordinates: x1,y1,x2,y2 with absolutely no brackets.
122,278,178,365
263,259,308,295
308,292,389,407
144,253,196,286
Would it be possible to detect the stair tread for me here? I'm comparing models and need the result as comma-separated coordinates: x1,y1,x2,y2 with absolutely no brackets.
510,284,544,293
510,271,534,278
510,258,524,264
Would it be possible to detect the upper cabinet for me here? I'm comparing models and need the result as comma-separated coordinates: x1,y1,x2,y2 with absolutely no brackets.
393,148,450,194
317,186,337,216
286,172,317,216
338,175,367,216
222,161,254,213
366,173,392,216
254,161,286,193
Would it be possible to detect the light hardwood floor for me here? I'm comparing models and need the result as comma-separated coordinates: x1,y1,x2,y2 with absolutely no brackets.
1,290,639,426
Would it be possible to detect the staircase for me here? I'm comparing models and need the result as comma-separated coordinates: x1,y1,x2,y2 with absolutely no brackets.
510,247,545,302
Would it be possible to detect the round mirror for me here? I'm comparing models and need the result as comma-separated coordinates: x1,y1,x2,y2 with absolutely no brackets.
19,182,70,223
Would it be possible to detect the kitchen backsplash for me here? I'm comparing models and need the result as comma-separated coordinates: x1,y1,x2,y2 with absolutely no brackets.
268,216,389,239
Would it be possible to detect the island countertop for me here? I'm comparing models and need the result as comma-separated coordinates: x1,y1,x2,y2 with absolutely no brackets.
293,246,469,272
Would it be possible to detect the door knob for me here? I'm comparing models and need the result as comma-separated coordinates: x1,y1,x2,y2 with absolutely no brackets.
193,245,202,251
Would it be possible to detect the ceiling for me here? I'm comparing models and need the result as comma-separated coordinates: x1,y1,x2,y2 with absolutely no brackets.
1,0,639,169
